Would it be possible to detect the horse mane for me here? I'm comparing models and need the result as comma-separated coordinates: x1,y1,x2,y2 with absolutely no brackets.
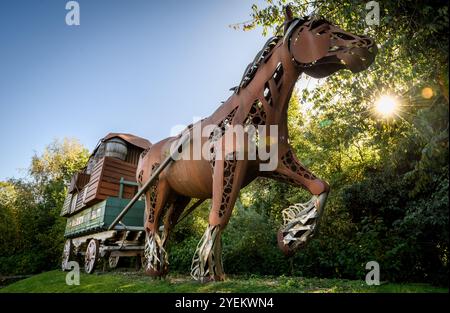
234,36,281,93
234,16,316,94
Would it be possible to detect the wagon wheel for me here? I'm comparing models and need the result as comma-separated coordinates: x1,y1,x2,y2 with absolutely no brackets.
140,254,148,271
61,239,73,271
108,255,120,269
136,255,147,271
141,209,149,271
84,239,99,274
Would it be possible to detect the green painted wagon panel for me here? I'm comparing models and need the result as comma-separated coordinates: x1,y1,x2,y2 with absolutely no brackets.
103,197,145,228
69,201,106,236
64,197,145,238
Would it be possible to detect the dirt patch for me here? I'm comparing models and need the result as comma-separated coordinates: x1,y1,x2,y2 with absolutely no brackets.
0,275,33,287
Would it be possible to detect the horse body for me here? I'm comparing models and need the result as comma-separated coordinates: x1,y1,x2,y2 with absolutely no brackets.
137,7,377,281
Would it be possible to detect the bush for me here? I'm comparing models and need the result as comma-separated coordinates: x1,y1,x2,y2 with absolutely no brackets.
222,206,289,275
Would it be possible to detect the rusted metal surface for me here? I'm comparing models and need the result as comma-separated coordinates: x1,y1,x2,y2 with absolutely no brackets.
134,6,377,282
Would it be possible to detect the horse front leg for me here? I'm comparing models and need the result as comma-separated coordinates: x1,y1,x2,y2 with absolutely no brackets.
191,152,248,282
265,147,330,256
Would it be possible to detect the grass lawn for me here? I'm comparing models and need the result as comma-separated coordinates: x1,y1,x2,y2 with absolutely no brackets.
0,270,447,293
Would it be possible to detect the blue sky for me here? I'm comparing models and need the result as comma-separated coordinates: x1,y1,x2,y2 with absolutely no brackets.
0,0,278,180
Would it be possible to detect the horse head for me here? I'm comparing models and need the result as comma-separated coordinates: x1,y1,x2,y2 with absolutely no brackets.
284,7,377,78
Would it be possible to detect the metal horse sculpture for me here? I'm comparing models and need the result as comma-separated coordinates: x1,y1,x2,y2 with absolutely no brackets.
137,7,377,282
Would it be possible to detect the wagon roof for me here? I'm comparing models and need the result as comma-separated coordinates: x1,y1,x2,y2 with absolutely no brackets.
101,132,152,150
90,132,152,157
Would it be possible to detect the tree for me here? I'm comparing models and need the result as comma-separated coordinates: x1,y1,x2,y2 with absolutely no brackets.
0,138,89,275
30,138,89,185
0,182,20,257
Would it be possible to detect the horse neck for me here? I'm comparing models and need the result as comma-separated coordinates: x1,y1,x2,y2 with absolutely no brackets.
244,41,301,140
207,40,301,144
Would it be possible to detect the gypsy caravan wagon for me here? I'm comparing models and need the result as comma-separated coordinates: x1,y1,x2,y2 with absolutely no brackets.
61,133,151,273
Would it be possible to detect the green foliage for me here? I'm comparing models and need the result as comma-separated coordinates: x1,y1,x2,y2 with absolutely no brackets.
167,237,199,273
0,183,20,258
167,200,211,272
30,138,89,185
222,205,288,275
0,138,89,276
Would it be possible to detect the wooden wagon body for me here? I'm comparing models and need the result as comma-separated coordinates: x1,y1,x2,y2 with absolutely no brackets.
61,133,151,273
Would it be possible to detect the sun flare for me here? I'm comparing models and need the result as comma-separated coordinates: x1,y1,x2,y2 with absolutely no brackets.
375,95,397,117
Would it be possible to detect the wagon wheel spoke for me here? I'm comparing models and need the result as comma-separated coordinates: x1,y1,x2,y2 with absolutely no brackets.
84,239,99,274
108,255,120,269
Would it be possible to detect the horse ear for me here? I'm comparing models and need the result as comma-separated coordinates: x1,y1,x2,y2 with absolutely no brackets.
284,5,294,22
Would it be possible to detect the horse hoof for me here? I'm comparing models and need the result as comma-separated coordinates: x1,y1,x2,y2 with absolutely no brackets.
277,230,295,257
145,267,167,277
198,274,225,283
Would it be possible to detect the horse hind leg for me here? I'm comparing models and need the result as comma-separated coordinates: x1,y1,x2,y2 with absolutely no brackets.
143,179,172,277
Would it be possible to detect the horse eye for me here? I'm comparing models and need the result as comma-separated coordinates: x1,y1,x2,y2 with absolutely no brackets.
315,25,329,35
